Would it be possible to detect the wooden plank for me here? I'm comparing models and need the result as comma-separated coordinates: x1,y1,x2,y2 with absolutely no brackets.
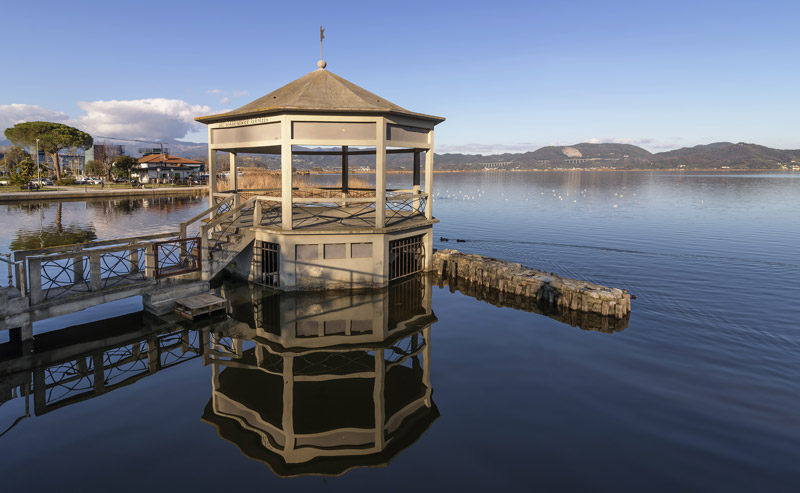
173,293,230,320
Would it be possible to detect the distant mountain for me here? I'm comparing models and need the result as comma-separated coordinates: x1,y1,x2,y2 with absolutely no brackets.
434,142,799,170
435,143,654,169
0,137,208,159
3,137,798,170
163,139,209,159
650,142,798,169
530,143,653,161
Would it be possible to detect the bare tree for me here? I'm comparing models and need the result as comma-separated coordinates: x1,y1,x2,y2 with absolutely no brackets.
94,143,122,181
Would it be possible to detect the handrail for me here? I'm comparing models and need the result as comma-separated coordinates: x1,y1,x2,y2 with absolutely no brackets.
12,232,179,260
204,196,257,230
288,192,427,204
181,202,224,228
178,195,235,238
25,240,158,262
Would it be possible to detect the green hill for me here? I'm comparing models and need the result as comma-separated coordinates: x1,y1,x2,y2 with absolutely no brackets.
650,142,798,169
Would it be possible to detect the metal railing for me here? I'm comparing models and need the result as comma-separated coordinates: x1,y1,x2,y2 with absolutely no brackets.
8,232,185,305
389,235,425,281
225,188,429,230
27,239,160,303
153,237,202,278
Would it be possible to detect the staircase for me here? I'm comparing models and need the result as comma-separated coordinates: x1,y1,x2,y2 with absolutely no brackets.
180,195,259,280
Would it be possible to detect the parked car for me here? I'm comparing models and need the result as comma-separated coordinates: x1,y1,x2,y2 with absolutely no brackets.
0,178,10,186
88,178,103,185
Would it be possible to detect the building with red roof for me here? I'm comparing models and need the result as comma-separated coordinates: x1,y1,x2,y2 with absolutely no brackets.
134,154,203,183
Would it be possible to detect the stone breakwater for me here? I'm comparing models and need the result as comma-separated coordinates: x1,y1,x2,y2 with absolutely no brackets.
437,276,629,333
432,249,632,319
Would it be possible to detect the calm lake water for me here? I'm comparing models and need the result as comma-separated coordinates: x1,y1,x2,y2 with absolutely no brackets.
1,171,799,491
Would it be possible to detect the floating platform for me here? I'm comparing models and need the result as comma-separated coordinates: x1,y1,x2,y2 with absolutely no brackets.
432,249,632,319
174,293,230,320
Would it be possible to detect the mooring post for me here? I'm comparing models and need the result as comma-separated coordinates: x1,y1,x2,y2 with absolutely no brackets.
28,257,42,305
129,240,140,274
15,261,28,297
178,223,188,260
89,252,102,292
145,243,156,278
73,245,84,282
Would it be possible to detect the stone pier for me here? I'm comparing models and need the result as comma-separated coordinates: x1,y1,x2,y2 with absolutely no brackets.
432,249,632,319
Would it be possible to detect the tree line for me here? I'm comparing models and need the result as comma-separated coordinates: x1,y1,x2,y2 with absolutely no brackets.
2,121,136,185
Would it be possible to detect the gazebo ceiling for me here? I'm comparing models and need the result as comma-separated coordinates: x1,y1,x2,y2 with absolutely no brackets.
196,67,445,125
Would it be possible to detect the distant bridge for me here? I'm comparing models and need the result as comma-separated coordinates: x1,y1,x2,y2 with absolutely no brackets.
478,162,512,169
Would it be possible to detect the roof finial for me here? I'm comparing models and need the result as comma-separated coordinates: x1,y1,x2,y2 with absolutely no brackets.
318,26,327,69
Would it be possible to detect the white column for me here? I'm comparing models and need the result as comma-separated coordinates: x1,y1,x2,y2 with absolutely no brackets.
208,147,217,208
375,118,386,228
424,132,434,220
229,151,239,209
229,152,237,191
341,145,349,206
280,119,293,230
412,149,421,213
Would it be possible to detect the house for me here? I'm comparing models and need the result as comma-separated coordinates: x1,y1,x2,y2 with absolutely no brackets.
134,154,203,183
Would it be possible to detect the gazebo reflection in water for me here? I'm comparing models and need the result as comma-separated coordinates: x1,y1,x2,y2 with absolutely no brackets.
201,276,438,476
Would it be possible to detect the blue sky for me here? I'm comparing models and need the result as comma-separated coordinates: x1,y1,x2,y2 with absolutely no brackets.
1,0,798,154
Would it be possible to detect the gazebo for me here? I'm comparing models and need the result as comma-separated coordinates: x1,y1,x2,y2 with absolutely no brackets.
195,59,445,290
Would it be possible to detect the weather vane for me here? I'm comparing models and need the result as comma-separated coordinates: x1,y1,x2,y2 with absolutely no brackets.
320,26,325,60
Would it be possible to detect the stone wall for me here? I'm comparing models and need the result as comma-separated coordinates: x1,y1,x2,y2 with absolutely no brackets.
436,276,628,333
432,249,631,319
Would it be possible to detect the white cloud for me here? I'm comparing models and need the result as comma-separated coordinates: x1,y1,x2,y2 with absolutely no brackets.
437,142,538,155
232,90,250,98
219,97,231,104
77,98,211,140
587,137,637,145
205,89,222,94
584,137,685,151
0,104,72,134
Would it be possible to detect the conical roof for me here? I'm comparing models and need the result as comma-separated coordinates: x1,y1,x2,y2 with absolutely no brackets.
196,68,444,124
